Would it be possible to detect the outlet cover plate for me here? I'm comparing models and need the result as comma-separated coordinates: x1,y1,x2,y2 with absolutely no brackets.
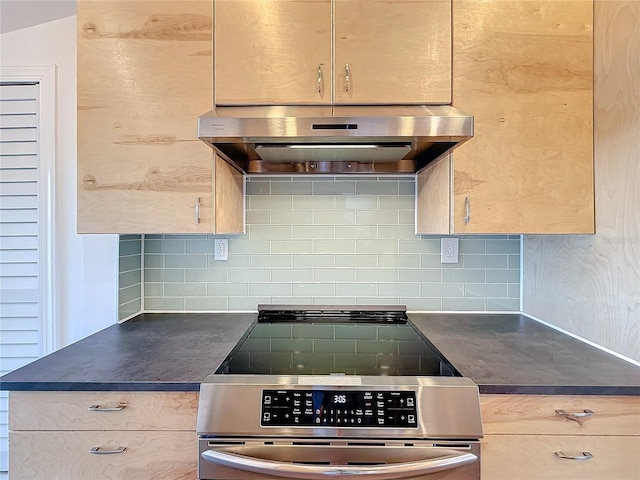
214,238,228,261
441,237,459,264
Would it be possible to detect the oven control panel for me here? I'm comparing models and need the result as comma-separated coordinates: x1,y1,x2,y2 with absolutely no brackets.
261,390,418,428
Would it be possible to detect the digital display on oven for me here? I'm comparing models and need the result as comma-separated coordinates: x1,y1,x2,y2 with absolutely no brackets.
261,389,418,428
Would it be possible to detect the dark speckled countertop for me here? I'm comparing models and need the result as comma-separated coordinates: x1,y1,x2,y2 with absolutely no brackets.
0,313,256,392
1,312,639,395
409,313,640,396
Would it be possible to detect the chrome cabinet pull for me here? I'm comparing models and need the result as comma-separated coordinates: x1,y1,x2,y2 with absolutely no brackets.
345,63,351,92
317,65,322,94
464,197,471,224
88,402,127,412
555,409,595,425
554,451,593,461
195,196,201,224
90,446,126,455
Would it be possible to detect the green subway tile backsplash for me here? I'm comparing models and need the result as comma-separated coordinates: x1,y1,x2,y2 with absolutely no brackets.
508,284,521,299
119,298,141,320
207,283,249,297
164,254,207,269
486,239,521,254
145,239,186,254
185,297,227,310
464,283,509,298
118,235,142,321
399,269,442,283
442,298,486,311
486,298,521,311
130,177,520,313
163,283,206,297
145,297,185,310
119,254,141,273
145,268,185,283
119,238,142,256
119,284,142,306
119,270,140,290
314,181,356,195
291,283,335,297
486,269,520,284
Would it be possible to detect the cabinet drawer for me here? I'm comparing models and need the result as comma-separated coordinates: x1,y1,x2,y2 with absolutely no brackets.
9,430,196,480
9,391,198,431
480,395,640,435
481,434,640,480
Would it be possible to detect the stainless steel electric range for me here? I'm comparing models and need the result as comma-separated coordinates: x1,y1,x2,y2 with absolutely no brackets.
197,305,483,480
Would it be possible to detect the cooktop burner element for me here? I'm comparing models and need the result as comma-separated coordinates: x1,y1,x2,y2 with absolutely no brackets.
215,304,460,377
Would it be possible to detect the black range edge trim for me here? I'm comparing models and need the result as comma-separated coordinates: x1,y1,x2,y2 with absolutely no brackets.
214,317,260,374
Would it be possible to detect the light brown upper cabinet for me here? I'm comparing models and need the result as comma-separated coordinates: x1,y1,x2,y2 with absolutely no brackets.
77,1,244,234
214,0,452,106
417,0,594,234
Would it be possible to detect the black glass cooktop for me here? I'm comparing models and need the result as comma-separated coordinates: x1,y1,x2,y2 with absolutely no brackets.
215,305,460,377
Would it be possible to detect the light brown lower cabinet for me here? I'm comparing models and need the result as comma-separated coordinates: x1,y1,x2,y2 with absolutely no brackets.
9,391,198,480
10,391,639,479
10,431,196,480
482,434,640,480
480,395,640,480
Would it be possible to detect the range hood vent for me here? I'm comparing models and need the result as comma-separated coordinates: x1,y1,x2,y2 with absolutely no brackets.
198,105,473,175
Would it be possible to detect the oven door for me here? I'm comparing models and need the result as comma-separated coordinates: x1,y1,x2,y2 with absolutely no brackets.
198,439,480,480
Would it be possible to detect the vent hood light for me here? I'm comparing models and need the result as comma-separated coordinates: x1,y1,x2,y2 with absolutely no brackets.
287,144,385,149
198,105,473,175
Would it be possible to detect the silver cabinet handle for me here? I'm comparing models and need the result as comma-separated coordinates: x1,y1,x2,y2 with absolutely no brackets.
345,63,351,92
555,409,595,425
464,196,471,224
202,447,477,479
90,446,126,455
195,196,201,224
317,65,322,94
554,451,593,461
88,402,127,412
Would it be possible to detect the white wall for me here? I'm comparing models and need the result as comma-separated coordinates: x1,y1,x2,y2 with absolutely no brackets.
1,16,118,349
0,1,76,34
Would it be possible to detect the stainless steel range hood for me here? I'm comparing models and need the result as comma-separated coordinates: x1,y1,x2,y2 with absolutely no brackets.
198,105,473,175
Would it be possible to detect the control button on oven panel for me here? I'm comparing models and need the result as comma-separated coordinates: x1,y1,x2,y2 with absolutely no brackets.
261,390,418,428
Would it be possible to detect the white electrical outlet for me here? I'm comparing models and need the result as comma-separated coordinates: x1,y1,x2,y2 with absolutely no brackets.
214,238,228,261
441,237,459,264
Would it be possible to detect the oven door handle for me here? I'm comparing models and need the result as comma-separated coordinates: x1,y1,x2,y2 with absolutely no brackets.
201,446,477,479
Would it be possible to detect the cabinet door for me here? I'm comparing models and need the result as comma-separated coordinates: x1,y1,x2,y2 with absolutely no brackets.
9,431,196,480
451,0,594,233
334,0,451,105
9,391,198,431
416,155,452,234
77,1,221,234
214,0,332,105
214,153,245,234
480,395,640,436
482,435,640,480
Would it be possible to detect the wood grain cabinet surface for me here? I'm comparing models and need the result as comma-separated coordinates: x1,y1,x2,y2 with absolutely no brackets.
77,0,244,234
10,431,196,480
417,0,595,234
9,391,199,480
214,0,451,106
480,395,640,480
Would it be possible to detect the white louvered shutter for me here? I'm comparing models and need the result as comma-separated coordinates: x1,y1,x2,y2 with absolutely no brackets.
0,82,42,476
